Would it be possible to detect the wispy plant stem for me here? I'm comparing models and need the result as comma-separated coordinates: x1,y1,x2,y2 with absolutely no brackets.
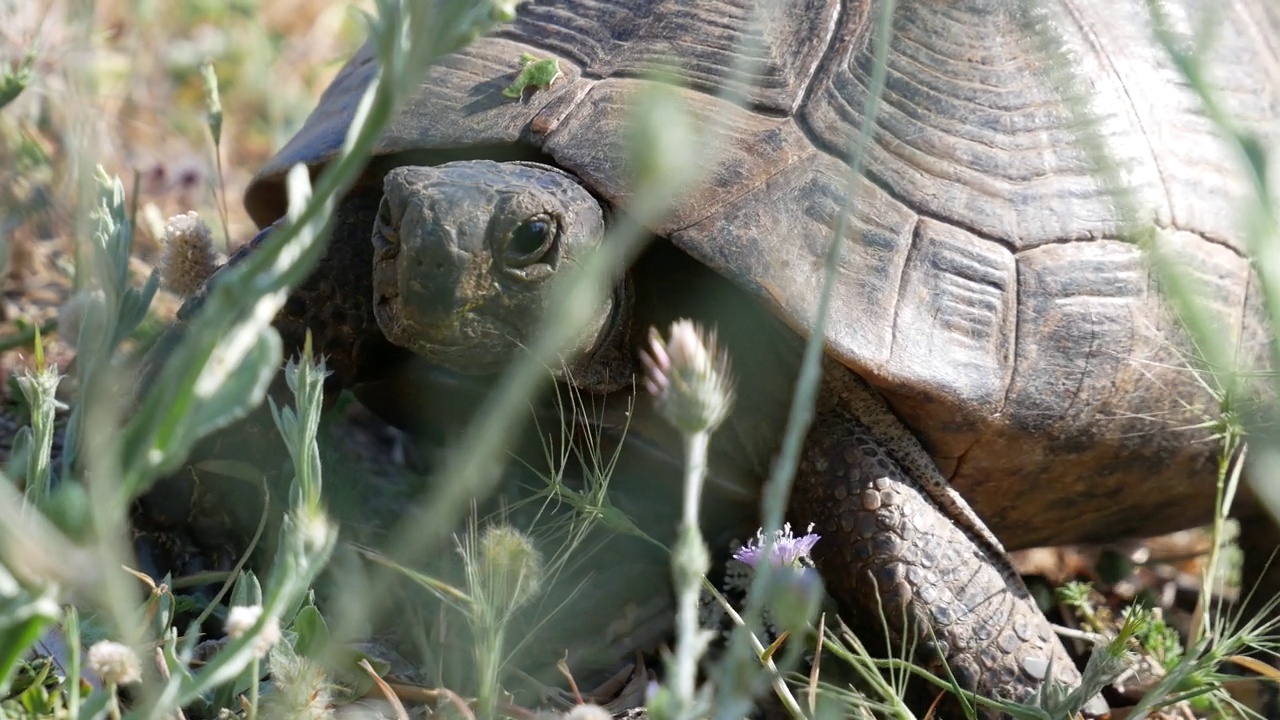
672,429,712,710
247,656,260,720
476,623,505,719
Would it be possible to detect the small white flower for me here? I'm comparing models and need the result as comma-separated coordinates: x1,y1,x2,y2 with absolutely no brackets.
299,511,338,556
160,210,219,297
86,640,141,686
640,320,735,434
225,605,281,657
225,604,263,637
562,704,612,720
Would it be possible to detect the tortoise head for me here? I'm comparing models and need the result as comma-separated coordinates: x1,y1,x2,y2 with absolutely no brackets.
371,160,613,374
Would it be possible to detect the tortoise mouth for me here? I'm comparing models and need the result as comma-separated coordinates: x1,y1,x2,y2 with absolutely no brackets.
372,272,540,374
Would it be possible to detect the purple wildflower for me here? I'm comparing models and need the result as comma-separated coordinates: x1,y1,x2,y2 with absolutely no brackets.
733,522,821,568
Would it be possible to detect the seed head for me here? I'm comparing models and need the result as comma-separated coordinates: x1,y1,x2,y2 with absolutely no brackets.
86,641,142,686
475,524,544,612
262,646,333,720
160,211,219,297
640,320,735,434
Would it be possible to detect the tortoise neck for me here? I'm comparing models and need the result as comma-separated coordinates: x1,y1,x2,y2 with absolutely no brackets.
564,274,636,394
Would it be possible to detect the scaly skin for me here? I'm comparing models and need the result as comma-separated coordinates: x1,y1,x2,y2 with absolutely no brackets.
213,193,401,391
792,368,1101,716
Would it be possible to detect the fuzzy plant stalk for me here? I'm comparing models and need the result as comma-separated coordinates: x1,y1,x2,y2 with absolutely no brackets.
15,332,65,508
463,524,544,719
673,428,711,707
641,320,736,715
225,605,283,720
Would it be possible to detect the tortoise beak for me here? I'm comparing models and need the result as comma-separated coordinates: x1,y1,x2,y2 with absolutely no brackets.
381,191,475,302
372,183,498,351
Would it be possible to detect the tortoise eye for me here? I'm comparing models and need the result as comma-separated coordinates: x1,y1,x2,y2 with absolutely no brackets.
505,214,557,267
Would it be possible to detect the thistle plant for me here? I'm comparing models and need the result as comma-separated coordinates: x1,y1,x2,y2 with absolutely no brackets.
730,523,823,645
731,523,820,570
641,319,735,718
131,344,339,720
269,334,328,515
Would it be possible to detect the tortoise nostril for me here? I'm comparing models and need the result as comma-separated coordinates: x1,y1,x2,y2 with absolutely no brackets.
375,199,398,245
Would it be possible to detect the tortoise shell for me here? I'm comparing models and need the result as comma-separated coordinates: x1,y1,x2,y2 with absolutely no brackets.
244,0,1278,549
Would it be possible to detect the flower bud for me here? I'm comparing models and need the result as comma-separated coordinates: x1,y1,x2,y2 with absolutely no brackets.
640,320,735,434
563,704,613,720
762,564,824,636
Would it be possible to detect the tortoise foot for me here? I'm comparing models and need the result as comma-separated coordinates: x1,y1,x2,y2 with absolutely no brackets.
793,407,1106,717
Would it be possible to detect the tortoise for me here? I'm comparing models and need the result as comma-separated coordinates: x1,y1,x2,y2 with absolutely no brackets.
189,0,1280,712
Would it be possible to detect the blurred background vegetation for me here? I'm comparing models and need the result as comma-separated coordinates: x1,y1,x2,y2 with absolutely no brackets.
0,0,371,349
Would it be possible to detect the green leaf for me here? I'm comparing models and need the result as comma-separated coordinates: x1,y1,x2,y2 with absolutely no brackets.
75,689,110,720
290,604,329,660
122,323,281,495
114,273,160,348
42,483,92,543
0,565,60,697
502,53,562,98
325,647,387,702
7,427,31,483
231,571,264,609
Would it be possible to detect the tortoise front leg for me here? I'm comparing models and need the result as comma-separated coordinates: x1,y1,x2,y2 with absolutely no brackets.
790,383,1106,715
